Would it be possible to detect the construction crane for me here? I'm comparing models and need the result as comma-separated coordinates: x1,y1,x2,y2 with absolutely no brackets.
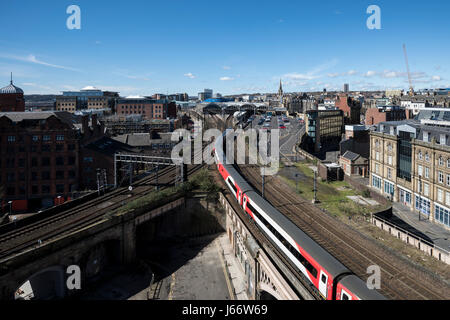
403,44,414,96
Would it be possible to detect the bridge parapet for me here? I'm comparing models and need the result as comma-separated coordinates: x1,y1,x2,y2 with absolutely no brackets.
219,192,312,300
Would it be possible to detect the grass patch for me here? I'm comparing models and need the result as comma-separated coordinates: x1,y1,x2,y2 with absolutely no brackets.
115,169,220,216
281,161,381,218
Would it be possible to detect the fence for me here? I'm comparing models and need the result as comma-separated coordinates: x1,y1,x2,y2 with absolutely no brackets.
371,213,450,265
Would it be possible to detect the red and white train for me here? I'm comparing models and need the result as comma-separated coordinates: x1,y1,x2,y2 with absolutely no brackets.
214,131,386,300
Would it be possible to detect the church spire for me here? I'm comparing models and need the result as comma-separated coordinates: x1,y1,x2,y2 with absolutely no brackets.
10,72,13,85
278,79,283,104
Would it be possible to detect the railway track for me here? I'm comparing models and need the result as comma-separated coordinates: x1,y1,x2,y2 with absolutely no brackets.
0,164,203,261
238,164,449,300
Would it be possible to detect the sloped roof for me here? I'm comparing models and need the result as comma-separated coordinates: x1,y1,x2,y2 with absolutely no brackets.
342,150,360,161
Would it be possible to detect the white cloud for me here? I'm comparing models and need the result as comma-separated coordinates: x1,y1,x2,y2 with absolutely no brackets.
0,53,80,72
327,73,340,78
432,75,442,81
184,73,195,79
347,70,357,75
222,66,231,70
113,72,150,81
365,70,377,77
220,76,234,81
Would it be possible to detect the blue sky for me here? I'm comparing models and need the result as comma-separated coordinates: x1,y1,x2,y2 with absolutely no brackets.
0,0,448,96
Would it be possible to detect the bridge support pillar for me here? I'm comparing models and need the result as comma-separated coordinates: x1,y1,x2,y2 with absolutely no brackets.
121,219,136,264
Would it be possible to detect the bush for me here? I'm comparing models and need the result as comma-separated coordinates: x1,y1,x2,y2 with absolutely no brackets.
362,189,371,198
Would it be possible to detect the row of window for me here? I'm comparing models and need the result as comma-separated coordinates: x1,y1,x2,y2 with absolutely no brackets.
1,170,76,182
5,184,68,196
246,200,319,279
415,196,431,216
1,156,77,167
435,205,450,228
7,135,65,142
372,175,382,189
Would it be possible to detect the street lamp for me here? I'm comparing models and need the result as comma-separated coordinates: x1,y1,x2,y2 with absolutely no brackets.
8,201,12,215
418,175,422,221
57,196,62,206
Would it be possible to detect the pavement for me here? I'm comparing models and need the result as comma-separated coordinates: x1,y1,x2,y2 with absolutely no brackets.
392,202,450,252
216,233,249,300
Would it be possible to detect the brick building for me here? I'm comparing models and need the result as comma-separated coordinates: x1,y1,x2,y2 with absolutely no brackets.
0,76,25,112
0,112,80,212
365,106,406,126
335,94,361,124
116,97,177,120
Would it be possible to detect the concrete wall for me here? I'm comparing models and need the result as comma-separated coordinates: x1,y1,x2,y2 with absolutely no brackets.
371,214,449,265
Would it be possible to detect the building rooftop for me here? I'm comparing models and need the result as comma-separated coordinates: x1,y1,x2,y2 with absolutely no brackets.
0,80,23,94
342,150,360,161
0,111,78,127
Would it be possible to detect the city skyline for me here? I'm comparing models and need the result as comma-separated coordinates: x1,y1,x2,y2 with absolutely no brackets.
0,0,448,96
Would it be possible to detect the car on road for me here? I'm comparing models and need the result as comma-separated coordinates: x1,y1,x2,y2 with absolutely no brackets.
279,125,286,129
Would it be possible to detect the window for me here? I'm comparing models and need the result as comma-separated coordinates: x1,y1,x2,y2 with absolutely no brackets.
425,167,429,179
387,168,392,179
447,175,450,186
438,189,444,203
83,157,93,163
56,157,64,166
415,196,430,216
384,181,394,196
41,145,51,152
417,180,422,193
43,135,51,142
56,184,65,193
56,144,64,152
375,163,380,174
376,152,380,161
423,183,429,197
56,171,64,180
42,171,50,180
388,155,393,166
42,185,50,194
439,156,444,166
439,171,444,184
42,157,50,166
7,136,15,142
425,153,430,162
31,158,38,167
418,151,422,160
446,192,450,206
418,165,423,176
56,135,64,141
434,205,450,228
387,143,392,152
372,176,382,189
447,159,450,168
32,135,39,142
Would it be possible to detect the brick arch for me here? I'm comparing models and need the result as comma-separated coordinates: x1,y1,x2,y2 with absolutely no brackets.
13,265,66,300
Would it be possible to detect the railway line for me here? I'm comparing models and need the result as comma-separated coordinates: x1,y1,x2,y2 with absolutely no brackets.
0,164,203,261
237,164,449,300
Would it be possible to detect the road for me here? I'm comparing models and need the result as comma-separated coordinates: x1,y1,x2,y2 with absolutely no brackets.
246,114,304,161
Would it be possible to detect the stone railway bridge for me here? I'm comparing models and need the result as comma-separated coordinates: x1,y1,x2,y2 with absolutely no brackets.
0,192,317,301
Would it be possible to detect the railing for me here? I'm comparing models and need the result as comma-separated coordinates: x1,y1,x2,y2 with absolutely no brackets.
371,213,450,265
